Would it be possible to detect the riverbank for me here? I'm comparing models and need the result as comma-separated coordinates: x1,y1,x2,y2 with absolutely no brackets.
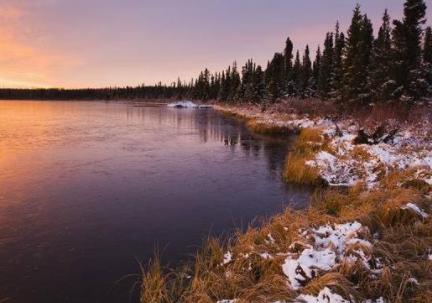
214,102,432,189
141,101,432,303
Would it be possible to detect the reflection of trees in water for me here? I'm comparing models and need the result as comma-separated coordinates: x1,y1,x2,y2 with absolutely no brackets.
130,105,309,207
130,106,292,181
191,109,291,178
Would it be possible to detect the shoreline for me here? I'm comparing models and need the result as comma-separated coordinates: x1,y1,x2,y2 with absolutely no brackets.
141,102,432,303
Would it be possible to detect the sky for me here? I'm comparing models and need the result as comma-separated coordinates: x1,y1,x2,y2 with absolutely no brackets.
0,0,431,89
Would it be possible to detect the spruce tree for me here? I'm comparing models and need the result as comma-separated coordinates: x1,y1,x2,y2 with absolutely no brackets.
318,33,334,98
329,22,345,101
242,59,258,102
300,45,312,97
423,26,432,94
369,10,394,102
424,26,432,64
392,0,427,100
252,65,265,103
229,62,241,101
312,46,321,93
265,53,285,101
292,50,302,95
284,37,294,93
218,66,231,101
343,5,373,103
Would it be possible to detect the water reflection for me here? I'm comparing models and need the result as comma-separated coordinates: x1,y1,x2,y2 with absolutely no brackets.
127,106,295,183
0,101,309,303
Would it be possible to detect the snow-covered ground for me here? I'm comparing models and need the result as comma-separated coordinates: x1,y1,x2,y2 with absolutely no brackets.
306,120,432,188
216,201,429,303
215,104,432,188
208,105,432,302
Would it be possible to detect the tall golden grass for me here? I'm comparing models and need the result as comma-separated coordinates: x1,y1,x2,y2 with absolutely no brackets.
140,172,432,302
283,128,331,185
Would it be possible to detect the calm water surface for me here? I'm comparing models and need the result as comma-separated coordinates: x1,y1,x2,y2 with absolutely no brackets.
0,101,309,303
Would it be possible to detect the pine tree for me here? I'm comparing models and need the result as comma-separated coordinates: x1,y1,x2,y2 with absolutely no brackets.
392,0,427,100
291,50,302,95
265,53,285,101
312,46,321,93
343,5,373,103
229,62,241,101
424,26,432,93
300,45,312,97
329,22,345,101
242,59,258,102
284,37,294,93
218,67,231,101
253,65,266,103
424,26,432,64
318,33,334,98
369,10,395,102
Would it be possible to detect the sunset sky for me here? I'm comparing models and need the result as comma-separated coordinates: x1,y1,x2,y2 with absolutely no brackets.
1,0,430,89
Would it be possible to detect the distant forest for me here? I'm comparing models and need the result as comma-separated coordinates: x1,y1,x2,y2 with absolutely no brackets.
2,0,432,106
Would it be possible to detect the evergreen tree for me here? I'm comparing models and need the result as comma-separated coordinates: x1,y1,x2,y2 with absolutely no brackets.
253,65,266,102
318,33,334,98
229,62,241,101
265,53,285,101
343,5,374,103
424,26,432,93
292,50,302,95
392,0,427,100
329,22,345,101
284,37,294,93
218,67,231,101
241,59,258,102
369,10,395,102
300,45,312,97
424,26,432,64
312,46,321,92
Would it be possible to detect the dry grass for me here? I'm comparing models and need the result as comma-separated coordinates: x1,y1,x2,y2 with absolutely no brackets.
283,128,331,185
216,104,300,136
140,257,170,303
141,173,432,302
246,119,293,136
140,104,432,303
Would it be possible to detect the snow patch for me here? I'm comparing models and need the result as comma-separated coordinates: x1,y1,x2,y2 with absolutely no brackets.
282,221,373,290
402,203,429,219
295,287,350,303
222,251,233,265
282,248,336,289
167,101,211,108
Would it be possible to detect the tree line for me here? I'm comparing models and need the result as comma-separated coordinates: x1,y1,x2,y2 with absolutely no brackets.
1,0,431,106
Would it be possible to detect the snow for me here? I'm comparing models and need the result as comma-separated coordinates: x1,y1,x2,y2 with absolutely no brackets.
402,203,429,219
306,121,432,188
282,248,336,289
167,101,211,108
259,252,273,259
267,233,276,244
167,101,198,108
282,221,373,290
295,287,350,303
313,222,368,253
223,251,233,265
306,151,359,186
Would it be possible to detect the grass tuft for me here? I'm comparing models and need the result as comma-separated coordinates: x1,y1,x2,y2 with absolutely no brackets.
283,128,329,185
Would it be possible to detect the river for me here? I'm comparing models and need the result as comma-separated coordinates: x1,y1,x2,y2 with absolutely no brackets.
0,100,310,303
